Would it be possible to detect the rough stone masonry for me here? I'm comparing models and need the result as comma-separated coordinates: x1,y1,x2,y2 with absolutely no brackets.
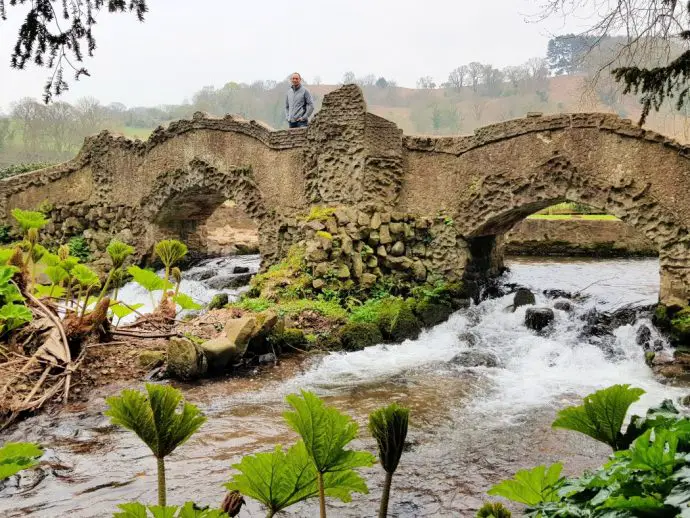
2,84,690,306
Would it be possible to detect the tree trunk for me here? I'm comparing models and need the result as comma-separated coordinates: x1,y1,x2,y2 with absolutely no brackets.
318,471,327,518
157,456,167,507
378,471,393,518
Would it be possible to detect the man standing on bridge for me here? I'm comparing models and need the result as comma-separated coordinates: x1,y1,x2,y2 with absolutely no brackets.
285,72,314,128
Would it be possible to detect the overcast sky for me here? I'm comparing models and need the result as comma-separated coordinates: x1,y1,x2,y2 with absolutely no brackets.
0,0,581,111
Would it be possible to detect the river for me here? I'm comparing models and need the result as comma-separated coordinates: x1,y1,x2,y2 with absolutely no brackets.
1,257,688,517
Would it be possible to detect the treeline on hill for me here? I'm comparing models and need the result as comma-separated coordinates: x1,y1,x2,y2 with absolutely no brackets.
2,35,689,170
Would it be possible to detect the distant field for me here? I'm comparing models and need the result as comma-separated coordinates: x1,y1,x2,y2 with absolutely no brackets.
115,126,153,140
527,214,620,221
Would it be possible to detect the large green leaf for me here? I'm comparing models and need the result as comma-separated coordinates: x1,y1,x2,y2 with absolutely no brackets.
488,463,563,506
0,303,33,333
0,248,14,265
72,264,101,289
225,442,319,514
107,240,135,269
110,302,144,320
599,495,666,511
114,502,228,518
628,428,679,475
321,468,369,502
105,383,206,458
226,440,368,515
154,240,188,269
40,251,61,267
0,442,43,480
114,502,150,518
173,293,202,311
283,390,376,474
368,402,409,474
0,264,17,287
60,256,80,273
127,266,172,293
11,208,48,230
552,384,645,450
176,502,228,518
30,243,46,263
0,281,24,305
625,399,690,452
44,265,69,285
34,284,66,299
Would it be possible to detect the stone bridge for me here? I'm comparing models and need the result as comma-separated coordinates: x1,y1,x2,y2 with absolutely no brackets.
2,85,690,306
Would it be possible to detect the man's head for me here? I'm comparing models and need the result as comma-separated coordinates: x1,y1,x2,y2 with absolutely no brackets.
290,73,301,88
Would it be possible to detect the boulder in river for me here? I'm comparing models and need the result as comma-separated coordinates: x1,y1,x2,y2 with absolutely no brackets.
450,350,500,368
200,316,256,371
543,289,573,299
458,331,481,348
525,308,555,331
233,266,250,274
206,273,253,290
185,269,215,281
166,337,208,380
513,288,536,311
636,325,652,350
553,300,572,312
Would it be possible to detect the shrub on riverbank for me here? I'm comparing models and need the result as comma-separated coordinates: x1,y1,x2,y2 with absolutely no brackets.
482,384,690,517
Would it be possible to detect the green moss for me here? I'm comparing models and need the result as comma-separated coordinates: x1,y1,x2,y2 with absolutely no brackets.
654,304,670,328
339,322,383,351
303,206,337,222
348,296,421,342
671,308,690,341
387,302,422,342
316,332,342,351
315,230,333,240
654,304,690,346
250,245,312,300
349,299,387,324
275,299,348,320
411,280,465,306
230,297,275,313
182,332,206,346
208,293,229,310
415,299,454,327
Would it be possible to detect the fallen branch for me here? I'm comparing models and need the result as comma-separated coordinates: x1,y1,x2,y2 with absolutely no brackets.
110,330,180,339
86,341,128,348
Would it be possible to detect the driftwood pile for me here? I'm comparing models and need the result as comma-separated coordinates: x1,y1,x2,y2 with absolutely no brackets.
0,286,180,430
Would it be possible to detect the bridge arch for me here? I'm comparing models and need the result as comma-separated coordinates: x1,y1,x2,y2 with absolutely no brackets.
432,132,690,306
138,158,277,264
